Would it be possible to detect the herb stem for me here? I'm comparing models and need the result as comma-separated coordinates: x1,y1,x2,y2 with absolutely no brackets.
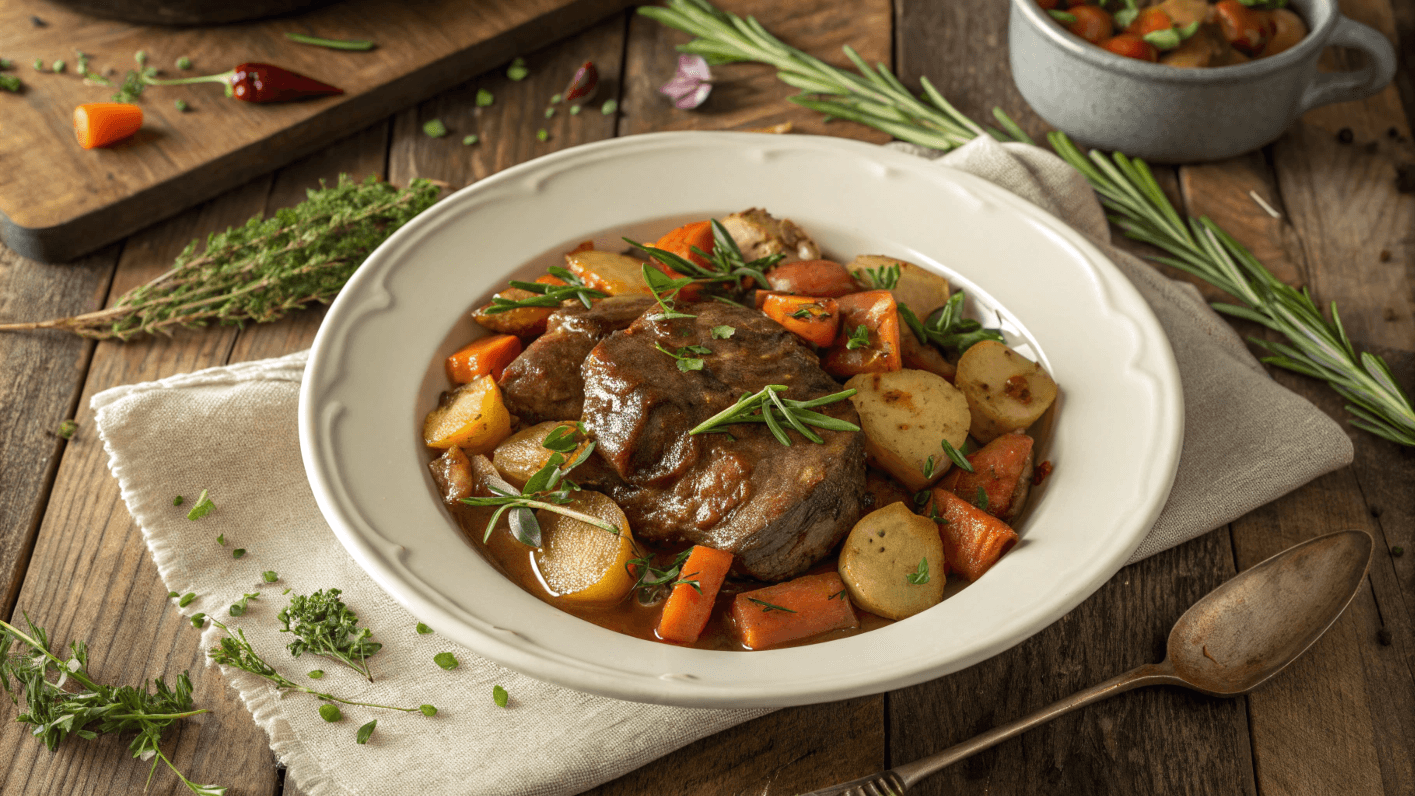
284,32,376,51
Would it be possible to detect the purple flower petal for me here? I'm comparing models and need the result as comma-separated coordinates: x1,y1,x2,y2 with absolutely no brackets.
677,54,712,82
674,83,712,110
659,54,713,110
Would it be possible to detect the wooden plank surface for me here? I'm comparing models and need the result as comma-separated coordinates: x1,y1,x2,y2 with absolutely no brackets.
0,0,635,263
2,0,1414,794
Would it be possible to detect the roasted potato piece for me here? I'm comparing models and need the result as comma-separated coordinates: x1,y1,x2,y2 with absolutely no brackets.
534,491,635,604
720,208,820,263
953,341,1058,444
423,375,512,453
1259,8,1307,57
847,255,952,320
846,369,971,492
838,502,946,620
471,274,565,337
566,250,654,297
491,421,587,489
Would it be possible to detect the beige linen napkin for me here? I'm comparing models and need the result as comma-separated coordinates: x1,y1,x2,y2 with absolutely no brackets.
92,136,1352,796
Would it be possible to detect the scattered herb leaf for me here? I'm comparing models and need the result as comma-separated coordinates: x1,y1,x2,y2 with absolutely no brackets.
475,88,493,107
175,99,189,112
462,134,478,146
420,704,438,716
191,613,206,628
845,324,870,350
975,486,989,512
173,495,185,506
284,32,376,51
308,670,325,679
176,56,192,70
262,571,278,583
746,597,796,613
228,593,259,617
711,325,735,339
536,128,548,142
906,557,930,585
492,685,509,707
415,623,433,635
187,490,215,521
179,593,196,608
57,419,77,439
433,652,459,670
422,118,448,138
941,438,973,473
318,703,342,722
600,98,617,115
356,719,376,744
507,57,528,81
232,549,246,559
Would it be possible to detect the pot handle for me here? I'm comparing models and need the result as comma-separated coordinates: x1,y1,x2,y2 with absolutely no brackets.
1298,15,1397,114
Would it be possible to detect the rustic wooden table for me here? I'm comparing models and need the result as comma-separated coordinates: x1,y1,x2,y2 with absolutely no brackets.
1,0,1411,793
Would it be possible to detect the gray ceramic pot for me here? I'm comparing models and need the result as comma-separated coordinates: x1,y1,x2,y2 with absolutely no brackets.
1009,0,1397,162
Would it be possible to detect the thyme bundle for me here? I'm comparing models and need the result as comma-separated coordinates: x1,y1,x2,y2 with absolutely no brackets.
0,176,440,341
641,0,1415,447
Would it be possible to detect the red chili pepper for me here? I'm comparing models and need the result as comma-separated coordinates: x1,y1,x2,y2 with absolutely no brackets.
145,62,344,103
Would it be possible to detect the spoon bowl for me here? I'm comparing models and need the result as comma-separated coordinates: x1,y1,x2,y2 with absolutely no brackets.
1165,530,1373,697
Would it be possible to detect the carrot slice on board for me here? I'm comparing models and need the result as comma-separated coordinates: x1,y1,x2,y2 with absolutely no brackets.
731,572,857,650
73,103,143,149
656,546,734,645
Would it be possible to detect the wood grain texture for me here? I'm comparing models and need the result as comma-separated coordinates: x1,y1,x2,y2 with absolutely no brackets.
0,243,115,616
895,0,1049,142
0,0,635,263
387,12,628,192
888,531,1258,796
621,0,892,142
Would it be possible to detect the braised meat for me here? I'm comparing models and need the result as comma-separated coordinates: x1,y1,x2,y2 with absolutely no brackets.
579,301,866,581
499,296,654,424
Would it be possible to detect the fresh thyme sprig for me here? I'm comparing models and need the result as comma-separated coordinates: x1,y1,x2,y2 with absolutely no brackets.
0,176,440,340
207,619,431,716
277,589,383,683
460,433,615,544
0,616,224,796
642,0,1415,447
689,384,859,446
483,266,608,314
898,292,1005,353
625,548,694,605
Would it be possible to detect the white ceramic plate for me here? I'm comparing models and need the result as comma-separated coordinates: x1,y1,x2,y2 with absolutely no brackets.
300,131,1183,708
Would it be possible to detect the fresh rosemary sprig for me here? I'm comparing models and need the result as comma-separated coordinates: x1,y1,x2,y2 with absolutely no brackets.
642,0,1415,447
746,597,795,613
277,589,383,683
689,384,859,445
0,616,224,796
898,292,1005,353
641,263,698,321
483,266,607,314
626,218,782,291
0,176,440,341
207,619,432,716
460,434,614,544
1046,134,1415,446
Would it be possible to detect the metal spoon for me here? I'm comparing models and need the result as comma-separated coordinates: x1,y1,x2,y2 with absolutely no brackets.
806,529,1374,796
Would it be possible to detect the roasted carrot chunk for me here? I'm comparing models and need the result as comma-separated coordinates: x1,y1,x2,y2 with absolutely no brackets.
822,290,902,377
765,259,859,298
937,432,1034,520
924,488,1019,581
731,572,857,650
73,103,143,149
761,293,840,347
657,546,735,645
445,334,523,384
471,274,566,338
653,220,715,269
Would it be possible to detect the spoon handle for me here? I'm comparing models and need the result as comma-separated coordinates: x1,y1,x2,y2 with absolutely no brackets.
894,661,1180,787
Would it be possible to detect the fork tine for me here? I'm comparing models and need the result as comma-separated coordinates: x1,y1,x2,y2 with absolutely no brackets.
799,770,907,796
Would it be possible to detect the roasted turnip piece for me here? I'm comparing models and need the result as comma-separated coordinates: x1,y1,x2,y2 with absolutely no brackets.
838,503,946,620
846,368,971,492
720,208,820,263
953,340,1058,444
847,255,952,320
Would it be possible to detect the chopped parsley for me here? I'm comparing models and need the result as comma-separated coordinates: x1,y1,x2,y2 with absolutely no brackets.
845,324,870,350
906,557,930,585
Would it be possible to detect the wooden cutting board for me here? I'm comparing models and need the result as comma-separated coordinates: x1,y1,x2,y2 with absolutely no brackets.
0,0,634,263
